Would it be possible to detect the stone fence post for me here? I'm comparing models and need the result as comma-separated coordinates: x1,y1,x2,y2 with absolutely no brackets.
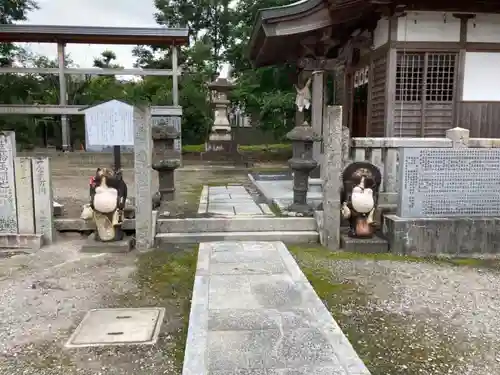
134,107,154,251
322,106,343,250
446,127,469,148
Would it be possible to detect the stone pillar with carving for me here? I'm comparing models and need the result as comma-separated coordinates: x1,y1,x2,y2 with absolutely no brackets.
286,121,321,216
206,78,234,153
152,121,181,203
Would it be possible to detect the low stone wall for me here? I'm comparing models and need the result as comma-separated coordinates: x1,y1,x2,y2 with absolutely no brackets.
384,215,500,257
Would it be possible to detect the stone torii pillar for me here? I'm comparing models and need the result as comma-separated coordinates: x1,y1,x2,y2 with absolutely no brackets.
57,42,70,151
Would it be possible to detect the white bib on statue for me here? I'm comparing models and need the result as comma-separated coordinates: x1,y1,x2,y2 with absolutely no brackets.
93,186,118,213
351,186,374,214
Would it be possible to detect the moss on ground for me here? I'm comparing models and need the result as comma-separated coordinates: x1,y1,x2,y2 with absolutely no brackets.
289,245,476,375
116,246,198,371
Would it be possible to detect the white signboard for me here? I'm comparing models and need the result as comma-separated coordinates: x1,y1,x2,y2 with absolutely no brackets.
84,100,134,146
463,52,500,101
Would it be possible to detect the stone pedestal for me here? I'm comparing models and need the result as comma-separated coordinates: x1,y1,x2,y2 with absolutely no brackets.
286,121,321,216
152,122,181,202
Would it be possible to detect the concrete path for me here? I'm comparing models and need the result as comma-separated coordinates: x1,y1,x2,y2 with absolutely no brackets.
198,185,273,216
182,241,370,375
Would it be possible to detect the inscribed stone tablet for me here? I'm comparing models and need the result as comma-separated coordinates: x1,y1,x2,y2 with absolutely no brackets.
0,132,17,233
152,116,181,152
398,148,500,218
32,157,54,244
15,157,35,234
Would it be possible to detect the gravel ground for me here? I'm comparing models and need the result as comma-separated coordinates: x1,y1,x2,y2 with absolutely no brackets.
0,238,197,375
290,247,500,375
52,164,282,218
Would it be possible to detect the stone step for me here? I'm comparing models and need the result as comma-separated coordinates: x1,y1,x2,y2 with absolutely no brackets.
156,217,316,233
155,231,319,244
340,233,389,253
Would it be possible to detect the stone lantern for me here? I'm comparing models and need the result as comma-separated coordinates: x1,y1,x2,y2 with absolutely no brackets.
286,121,321,215
152,121,181,202
206,77,234,153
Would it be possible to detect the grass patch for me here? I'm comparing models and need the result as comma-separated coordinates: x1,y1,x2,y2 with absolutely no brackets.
289,245,500,270
239,143,291,152
182,143,291,154
182,144,205,153
268,201,283,216
115,246,198,371
289,244,475,374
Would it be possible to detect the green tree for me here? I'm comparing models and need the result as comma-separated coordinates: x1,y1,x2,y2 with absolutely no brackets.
225,0,297,139
0,0,38,65
93,50,121,69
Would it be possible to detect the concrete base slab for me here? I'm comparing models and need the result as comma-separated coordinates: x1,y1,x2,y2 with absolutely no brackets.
66,307,165,348
340,233,389,253
155,231,318,244
0,233,42,251
384,214,500,256
80,237,134,253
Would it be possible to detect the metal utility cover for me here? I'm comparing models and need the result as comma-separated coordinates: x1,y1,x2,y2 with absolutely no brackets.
66,307,165,348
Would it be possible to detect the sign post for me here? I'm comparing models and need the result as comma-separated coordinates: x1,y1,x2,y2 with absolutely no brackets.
82,100,134,174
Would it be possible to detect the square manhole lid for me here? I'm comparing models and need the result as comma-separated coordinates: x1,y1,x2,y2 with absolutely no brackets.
66,307,165,348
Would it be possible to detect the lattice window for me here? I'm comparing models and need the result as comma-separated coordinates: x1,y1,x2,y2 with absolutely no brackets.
396,53,424,102
396,52,457,103
426,53,456,102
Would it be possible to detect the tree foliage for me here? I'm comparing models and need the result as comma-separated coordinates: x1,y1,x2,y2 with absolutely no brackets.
0,0,297,147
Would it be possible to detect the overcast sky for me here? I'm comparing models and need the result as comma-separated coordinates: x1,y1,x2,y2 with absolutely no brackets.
18,0,159,68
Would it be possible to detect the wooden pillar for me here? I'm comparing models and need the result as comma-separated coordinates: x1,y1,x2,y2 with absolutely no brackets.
385,15,398,137
454,14,474,127
311,70,325,164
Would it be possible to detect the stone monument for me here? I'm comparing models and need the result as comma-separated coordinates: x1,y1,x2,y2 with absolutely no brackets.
384,127,500,256
0,131,53,251
32,157,55,245
0,132,18,234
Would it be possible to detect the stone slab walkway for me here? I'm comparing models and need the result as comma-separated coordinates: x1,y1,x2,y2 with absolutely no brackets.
198,185,273,216
182,241,370,375
248,174,323,212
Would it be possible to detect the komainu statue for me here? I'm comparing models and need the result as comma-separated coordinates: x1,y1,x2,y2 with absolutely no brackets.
89,168,128,241
340,162,381,238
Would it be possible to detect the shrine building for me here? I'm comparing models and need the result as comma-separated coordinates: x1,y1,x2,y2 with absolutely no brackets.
249,0,500,138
